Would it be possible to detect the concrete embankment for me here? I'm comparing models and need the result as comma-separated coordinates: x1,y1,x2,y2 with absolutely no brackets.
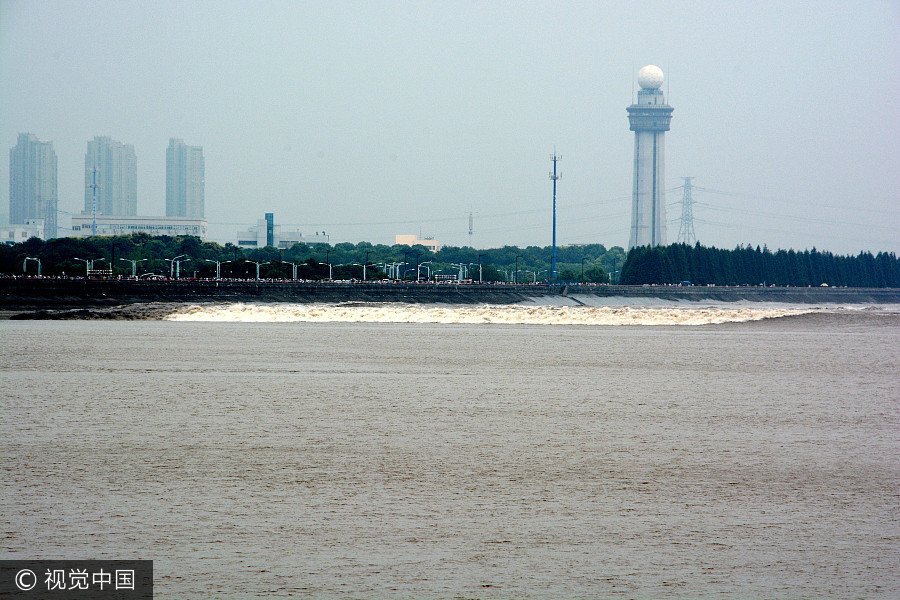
2,278,899,318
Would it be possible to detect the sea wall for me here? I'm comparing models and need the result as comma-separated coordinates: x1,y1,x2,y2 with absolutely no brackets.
2,278,899,314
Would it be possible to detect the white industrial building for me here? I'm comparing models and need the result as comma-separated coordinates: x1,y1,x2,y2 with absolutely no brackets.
71,214,208,240
236,213,329,249
1,219,45,244
627,65,673,249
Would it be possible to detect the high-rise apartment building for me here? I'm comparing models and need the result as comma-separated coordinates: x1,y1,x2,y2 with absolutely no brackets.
9,133,57,238
84,136,137,217
166,138,204,218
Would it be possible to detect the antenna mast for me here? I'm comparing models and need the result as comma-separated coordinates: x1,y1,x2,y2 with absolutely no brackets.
666,63,670,100
89,166,99,237
677,176,697,245
631,62,635,103
549,151,561,281
468,209,474,248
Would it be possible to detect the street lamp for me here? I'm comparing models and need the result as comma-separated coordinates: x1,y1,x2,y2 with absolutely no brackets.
412,252,422,281
451,262,467,280
418,261,433,281
120,258,148,278
74,257,90,277
88,257,108,277
23,257,41,276
285,261,305,280
203,259,224,280
384,261,402,279
75,257,105,276
581,257,588,283
323,248,332,281
514,256,520,284
165,254,186,278
526,269,547,283
346,263,362,280
176,257,190,278
247,260,269,280
221,260,235,278
363,250,373,281
111,243,122,276
468,263,481,281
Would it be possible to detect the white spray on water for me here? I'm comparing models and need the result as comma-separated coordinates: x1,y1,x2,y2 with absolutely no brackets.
164,302,821,326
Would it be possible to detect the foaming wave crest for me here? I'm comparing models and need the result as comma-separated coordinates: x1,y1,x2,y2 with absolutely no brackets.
164,303,820,325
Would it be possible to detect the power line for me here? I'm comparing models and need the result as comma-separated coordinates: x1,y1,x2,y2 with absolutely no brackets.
692,186,896,216
692,201,897,232
691,217,884,248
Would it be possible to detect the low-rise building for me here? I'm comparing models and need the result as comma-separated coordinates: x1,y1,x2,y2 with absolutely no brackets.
1,219,45,244
395,234,441,252
71,214,208,240
236,213,328,249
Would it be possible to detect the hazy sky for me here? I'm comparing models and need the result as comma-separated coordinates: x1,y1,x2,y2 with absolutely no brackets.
2,0,898,253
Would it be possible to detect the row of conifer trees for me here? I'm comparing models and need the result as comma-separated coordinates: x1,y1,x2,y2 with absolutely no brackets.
620,243,900,287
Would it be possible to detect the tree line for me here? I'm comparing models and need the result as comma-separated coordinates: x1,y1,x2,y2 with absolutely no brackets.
1,233,622,283
621,243,900,287
5,235,897,287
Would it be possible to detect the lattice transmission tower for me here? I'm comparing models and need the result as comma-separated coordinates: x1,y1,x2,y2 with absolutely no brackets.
677,176,697,245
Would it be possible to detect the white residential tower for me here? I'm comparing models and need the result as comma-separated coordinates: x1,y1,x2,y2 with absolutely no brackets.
166,138,204,218
9,133,57,238
84,136,137,216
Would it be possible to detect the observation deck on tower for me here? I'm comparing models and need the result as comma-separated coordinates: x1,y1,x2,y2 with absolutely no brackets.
627,65,673,131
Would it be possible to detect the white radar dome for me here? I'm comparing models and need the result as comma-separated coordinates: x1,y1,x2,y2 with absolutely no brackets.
637,65,664,89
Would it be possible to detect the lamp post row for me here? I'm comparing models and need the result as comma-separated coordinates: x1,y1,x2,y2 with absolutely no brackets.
22,250,593,284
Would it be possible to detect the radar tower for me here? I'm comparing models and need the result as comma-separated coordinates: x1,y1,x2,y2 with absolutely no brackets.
627,65,673,248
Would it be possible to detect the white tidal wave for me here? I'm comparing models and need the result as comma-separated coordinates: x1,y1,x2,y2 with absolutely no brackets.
164,303,820,325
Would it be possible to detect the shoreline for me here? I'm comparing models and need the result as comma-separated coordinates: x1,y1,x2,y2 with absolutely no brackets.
3,279,900,319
